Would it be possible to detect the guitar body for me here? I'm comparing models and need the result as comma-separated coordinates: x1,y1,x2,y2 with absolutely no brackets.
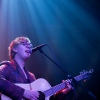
1,78,51,100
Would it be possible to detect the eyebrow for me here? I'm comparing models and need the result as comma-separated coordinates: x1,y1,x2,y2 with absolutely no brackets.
20,42,33,47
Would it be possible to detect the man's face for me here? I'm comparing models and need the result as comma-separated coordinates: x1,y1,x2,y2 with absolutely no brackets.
15,42,33,61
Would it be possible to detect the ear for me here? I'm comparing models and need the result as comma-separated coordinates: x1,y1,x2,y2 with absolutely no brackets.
12,48,18,53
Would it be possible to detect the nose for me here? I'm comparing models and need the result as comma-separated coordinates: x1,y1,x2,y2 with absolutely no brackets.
26,45,30,48
25,44,31,49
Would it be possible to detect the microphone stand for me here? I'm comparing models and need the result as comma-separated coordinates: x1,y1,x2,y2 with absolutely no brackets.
39,47,97,100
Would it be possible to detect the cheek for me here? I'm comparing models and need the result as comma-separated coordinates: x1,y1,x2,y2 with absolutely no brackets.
18,46,25,51
17,48,25,55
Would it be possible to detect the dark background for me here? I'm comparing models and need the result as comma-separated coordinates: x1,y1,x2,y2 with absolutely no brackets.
0,0,100,100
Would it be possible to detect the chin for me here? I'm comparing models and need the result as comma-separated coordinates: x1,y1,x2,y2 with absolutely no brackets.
24,58,29,61
24,56,30,61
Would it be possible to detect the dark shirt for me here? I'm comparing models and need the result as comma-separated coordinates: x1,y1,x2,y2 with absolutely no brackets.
0,59,35,100
0,59,68,100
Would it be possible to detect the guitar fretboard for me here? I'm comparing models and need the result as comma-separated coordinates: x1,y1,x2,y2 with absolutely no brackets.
44,73,87,97
44,82,66,97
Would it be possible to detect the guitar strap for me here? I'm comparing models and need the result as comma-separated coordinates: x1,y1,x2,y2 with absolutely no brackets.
0,60,13,66
0,60,12,67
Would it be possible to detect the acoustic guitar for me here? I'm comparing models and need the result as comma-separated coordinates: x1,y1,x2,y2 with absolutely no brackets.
1,69,93,100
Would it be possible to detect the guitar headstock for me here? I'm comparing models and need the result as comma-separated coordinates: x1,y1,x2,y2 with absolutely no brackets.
75,69,94,82
79,69,94,81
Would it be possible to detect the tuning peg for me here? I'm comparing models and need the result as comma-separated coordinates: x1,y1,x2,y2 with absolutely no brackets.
80,71,83,75
89,69,94,74
80,70,86,75
82,70,86,72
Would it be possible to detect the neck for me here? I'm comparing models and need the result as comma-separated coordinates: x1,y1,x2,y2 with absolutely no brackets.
14,56,26,69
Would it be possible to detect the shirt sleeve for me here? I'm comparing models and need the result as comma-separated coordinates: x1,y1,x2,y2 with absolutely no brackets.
0,64,25,100
0,77,25,100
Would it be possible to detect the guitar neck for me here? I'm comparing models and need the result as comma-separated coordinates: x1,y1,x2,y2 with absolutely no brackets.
44,82,66,97
44,74,84,97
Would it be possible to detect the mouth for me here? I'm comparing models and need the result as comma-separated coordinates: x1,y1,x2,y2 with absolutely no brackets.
25,50,31,53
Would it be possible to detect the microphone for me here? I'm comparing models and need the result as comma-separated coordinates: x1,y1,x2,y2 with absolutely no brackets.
30,44,46,54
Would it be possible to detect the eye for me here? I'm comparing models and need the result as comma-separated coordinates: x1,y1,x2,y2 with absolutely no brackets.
20,42,33,48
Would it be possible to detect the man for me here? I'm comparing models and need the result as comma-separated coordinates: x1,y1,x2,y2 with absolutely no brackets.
0,36,72,100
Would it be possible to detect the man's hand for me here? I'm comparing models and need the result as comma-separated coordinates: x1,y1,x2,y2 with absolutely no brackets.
61,79,72,94
23,90,39,100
